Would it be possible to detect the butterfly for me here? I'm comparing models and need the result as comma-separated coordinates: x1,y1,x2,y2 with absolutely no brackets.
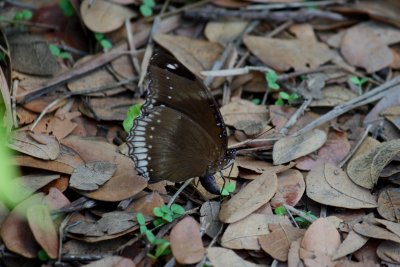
126,50,235,194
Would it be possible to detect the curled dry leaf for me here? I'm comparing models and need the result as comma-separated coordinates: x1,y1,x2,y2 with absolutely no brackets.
374,218,400,237
300,218,341,267
8,131,60,160
221,213,291,250
347,139,400,189
80,0,136,33
270,169,305,208
70,161,117,191
125,191,164,216
170,216,205,264
332,230,369,260
219,172,278,223
27,204,58,259
207,247,266,267
244,36,334,71
273,129,327,165
296,131,351,171
259,224,305,262
377,241,400,264
377,188,400,222
306,163,377,209
353,222,400,243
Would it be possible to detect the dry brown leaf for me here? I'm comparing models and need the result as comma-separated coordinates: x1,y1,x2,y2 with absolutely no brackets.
8,131,60,160
306,163,377,209
288,239,304,267
207,247,266,267
377,187,400,222
374,218,400,237
125,192,164,216
220,99,268,127
80,0,136,33
205,20,248,45
300,218,341,267
70,161,117,191
27,204,58,259
332,230,369,260
310,86,357,107
340,23,393,73
259,224,305,261
296,131,351,171
221,213,291,250
200,201,222,238
347,140,400,189
270,169,305,208
353,222,400,243
82,256,135,267
170,216,205,264
61,136,147,201
154,34,223,76
244,36,333,71
219,172,278,223
377,241,400,264
273,129,327,165
289,23,317,42
236,156,292,174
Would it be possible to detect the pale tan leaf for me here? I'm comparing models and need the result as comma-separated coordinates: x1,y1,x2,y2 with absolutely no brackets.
332,230,369,260
353,222,400,243
205,20,249,45
207,247,267,267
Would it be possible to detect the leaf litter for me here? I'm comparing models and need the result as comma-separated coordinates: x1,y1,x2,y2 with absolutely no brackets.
1,1,400,266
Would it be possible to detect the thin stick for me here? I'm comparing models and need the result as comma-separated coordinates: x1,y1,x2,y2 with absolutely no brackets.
284,204,317,223
167,178,194,208
280,98,313,135
125,19,141,75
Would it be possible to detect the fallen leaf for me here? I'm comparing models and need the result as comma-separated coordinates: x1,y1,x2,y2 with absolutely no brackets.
300,218,341,267
70,161,117,191
270,169,305,208
306,163,377,209
200,201,222,238
288,239,304,267
244,36,334,71
259,224,306,262
125,191,164,216
27,204,58,259
205,20,248,45
347,140,400,189
207,247,266,267
221,100,269,127
310,86,357,107
377,187,400,222
273,129,327,165
8,131,60,160
170,216,205,264
377,241,400,264
221,213,291,250
82,256,135,267
332,230,369,260
219,172,278,223
353,222,400,243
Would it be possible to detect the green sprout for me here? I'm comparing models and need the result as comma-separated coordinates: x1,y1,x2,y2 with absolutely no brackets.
0,51,5,62
94,32,112,51
349,76,368,86
251,98,261,105
123,104,142,133
153,203,185,227
38,249,50,261
295,211,318,228
265,70,280,90
140,0,155,17
59,0,75,17
275,91,299,106
221,181,236,196
274,206,287,216
14,9,33,21
48,44,72,60
136,212,171,259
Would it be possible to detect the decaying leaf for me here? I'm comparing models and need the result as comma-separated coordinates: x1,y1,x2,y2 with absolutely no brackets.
347,140,400,189
200,201,222,238
207,247,265,267
270,169,305,208
332,230,369,260
377,187,400,222
70,161,117,191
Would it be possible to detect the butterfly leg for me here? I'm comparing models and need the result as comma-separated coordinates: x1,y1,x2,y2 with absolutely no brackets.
199,174,220,195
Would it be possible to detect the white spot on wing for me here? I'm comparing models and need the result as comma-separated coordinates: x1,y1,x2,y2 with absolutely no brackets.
167,63,178,69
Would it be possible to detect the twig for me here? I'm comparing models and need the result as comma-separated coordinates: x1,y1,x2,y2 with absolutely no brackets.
338,124,372,168
0,18,58,30
284,204,317,223
196,224,224,267
280,98,313,135
229,137,280,149
167,178,194,208
246,0,348,10
293,76,400,136
125,18,141,75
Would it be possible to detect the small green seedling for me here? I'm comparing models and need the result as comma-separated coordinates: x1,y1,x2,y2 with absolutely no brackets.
153,203,185,227
59,0,75,17
14,9,33,21
251,98,261,105
274,206,287,216
49,44,72,60
295,211,318,228
136,212,172,259
349,76,368,86
265,70,280,90
94,32,112,51
221,181,236,196
37,249,50,261
275,91,299,106
0,51,5,62
140,0,155,17
123,104,142,132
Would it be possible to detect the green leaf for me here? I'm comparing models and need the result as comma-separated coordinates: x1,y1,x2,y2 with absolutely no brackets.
143,0,155,8
140,4,153,17
294,216,310,228
251,98,260,105
161,204,173,215
153,218,165,227
94,32,104,42
136,213,146,225
147,253,157,260
221,188,230,196
275,98,284,106
153,238,169,246
225,182,236,193
48,44,60,56
59,52,72,59
0,51,5,62
14,12,24,21
162,213,173,223
170,204,185,215
279,91,290,100
153,207,164,217
100,39,112,50
59,0,75,16
21,10,33,20
37,249,49,261
349,76,361,85
145,230,156,244
155,241,171,258
359,77,369,85
140,225,147,234
274,206,287,215
123,104,142,132
265,70,280,90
